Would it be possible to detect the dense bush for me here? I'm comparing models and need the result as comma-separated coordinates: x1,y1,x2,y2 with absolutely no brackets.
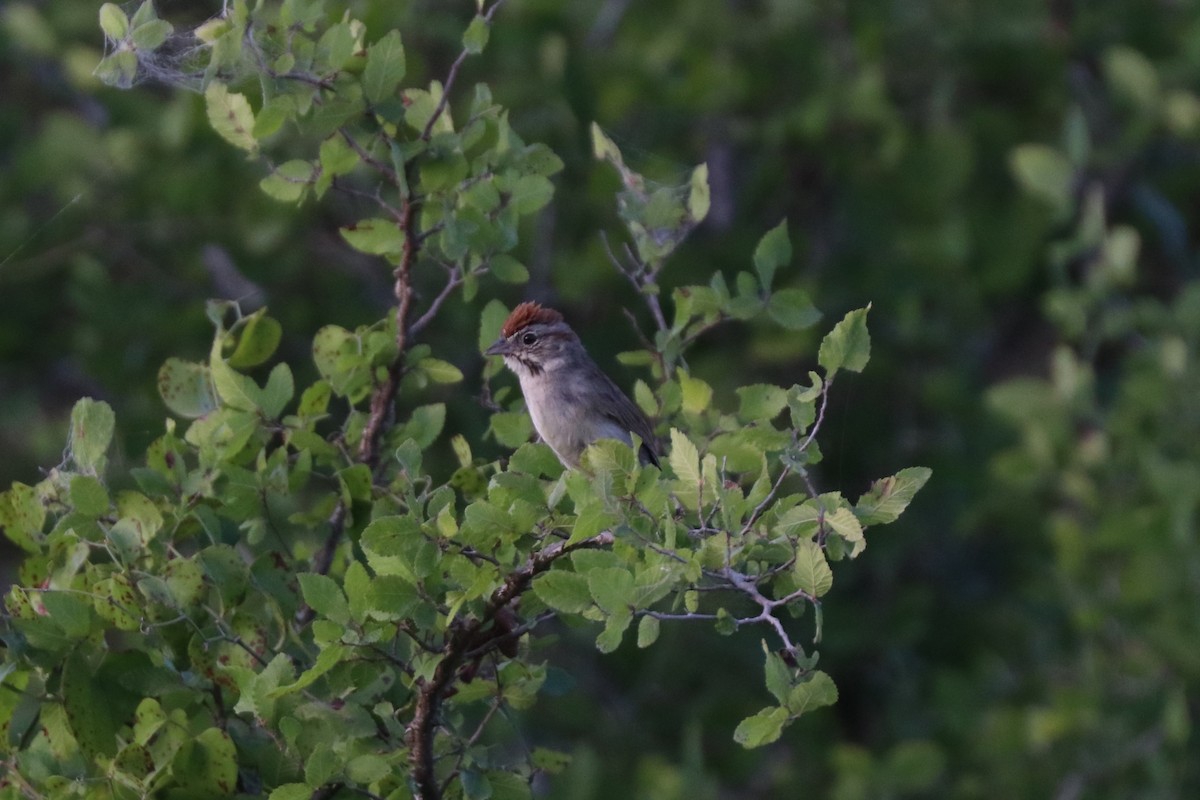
2,0,1198,797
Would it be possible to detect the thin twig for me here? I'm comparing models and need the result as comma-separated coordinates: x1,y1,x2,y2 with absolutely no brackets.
295,499,348,624
408,266,464,338
740,464,792,536
339,129,401,187
439,695,506,796
601,232,668,332
420,0,508,142
798,378,832,456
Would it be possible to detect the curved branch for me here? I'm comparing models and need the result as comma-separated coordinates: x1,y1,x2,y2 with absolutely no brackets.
409,532,613,800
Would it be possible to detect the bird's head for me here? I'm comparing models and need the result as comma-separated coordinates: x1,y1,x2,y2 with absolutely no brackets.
485,301,580,376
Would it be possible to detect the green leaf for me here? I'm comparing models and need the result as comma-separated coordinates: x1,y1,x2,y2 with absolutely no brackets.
737,384,788,422
715,607,737,635
0,483,44,552
370,575,419,619
316,22,354,72
531,748,572,774
63,651,121,757
591,122,624,164
754,220,791,290
131,18,172,50
733,706,788,748
116,490,163,543
129,0,157,28
205,82,258,155
764,648,792,705
41,592,93,638
461,770,492,800
462,14,490,54
173,727,238,795
260,363,294,419
305,742,339,787
164,557,205,608
99,4,129,40
532,571,593,614
260,159,317,203
341,217,406,257
69,397,115,472
269,644,347,697
1104,46,1161,115
520,143,565,176
95,51,139,89
1009,144,1074,211
668,428,701,488
92,575,140,630
786,670,838,716
318,135,359,179
419,357,463,383
688,162,711,222
401,403,447,449
588,567,634,614
793,540,833,597
298,573,350,625
312,325,371,399
595,608,632,653
818,305,871,376
158,358,218,418
636,615,661,648
198,544,250,604
855,467,932,526
678,370,712,415
344,561,371,623
69,475,109,516
347,753,391,784
489,254,529,284
361,516,426,580
491,411,533,449
567,503,615,546
768,288,821,331
479,299,509,353
511,174,555,215
210,355,261,412
364,30,406,104
825,507,864,544
228,311,283,368
254,95,296,138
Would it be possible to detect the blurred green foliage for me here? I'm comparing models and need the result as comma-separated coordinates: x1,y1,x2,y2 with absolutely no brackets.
1,0,1198,796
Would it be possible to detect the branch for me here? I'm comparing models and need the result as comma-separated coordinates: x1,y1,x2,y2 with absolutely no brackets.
339,129,401,189
408,266,463,339
638,574,816,654
740,463,791,536
409,532,613,800
601,231,668,332
420,0,508,142
796,377,832,459
358,180,418,468
723,566,808,655
295,498,347,625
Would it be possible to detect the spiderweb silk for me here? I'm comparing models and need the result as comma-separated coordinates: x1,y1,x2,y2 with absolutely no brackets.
96,0,284,92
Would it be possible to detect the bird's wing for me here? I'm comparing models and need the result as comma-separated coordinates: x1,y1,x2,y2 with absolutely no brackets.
598,374,660,467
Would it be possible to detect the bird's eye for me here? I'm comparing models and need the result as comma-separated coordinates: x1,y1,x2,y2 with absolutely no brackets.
522,332,538,345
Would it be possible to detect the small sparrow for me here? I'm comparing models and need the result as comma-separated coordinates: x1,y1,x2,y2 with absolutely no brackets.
485,302,660,468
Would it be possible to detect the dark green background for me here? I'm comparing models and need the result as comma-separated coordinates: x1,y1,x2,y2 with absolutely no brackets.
2,0,1198,796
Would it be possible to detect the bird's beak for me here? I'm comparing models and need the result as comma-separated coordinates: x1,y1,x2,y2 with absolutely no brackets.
485,338,510,357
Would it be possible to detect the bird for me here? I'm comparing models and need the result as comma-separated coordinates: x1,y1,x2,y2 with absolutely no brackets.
485,301,660,468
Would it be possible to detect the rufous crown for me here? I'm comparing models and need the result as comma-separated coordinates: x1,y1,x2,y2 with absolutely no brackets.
501,301,564,338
